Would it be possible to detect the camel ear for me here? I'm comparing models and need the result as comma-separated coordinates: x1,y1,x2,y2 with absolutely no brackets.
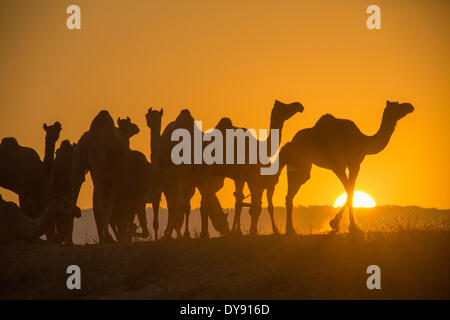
160,108,164,116
149,107,153,112
127,117,130,121
43,123,48,130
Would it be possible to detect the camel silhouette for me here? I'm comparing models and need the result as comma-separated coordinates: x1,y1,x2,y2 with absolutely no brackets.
0,122,83,244
0,121,61,218
115,116,154,241
145,108,164,240
151,108,229,239
281,100,414,234
157,109,196,239
0,194,71,244
42,122,62,178
70,110,129,243
210,100,303,235
45,140,82,245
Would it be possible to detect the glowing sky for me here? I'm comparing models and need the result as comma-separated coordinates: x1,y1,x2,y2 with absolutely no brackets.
0,0,449,209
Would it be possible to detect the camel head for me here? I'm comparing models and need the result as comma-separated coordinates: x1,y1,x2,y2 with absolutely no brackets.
272,100,304,123
117,117,140,140
384,100,414,121
43,121,62,142
146,107,163,129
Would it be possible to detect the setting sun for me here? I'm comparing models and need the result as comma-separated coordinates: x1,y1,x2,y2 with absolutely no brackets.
333,191,376,208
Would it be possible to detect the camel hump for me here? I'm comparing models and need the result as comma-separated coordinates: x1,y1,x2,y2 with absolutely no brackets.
317,113,336,124
59,139,72,150
216,117,233,130
176,109,194,123
89,110,115,132
1,137,19,147
56,140,73,155
313,113,340,129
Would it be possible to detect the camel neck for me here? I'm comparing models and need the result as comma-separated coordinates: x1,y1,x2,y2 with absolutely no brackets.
265,114,284,157
150,122,162,168
365,112,397,155
43,137,57,178
118,130,131,149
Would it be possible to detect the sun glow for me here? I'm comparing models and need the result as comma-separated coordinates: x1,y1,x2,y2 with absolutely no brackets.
333,191,376,208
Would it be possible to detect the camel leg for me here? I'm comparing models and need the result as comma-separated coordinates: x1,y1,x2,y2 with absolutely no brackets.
207,193,230,236
285,163,311,235
151,193,161,240
248,187,263,236
115,211,128,242
163,193,176,239
231,179,245,236
136,202,149,238
104,189,119,243
266,185,279,235
329,169,350,232
200,195,210,239
92,187,108,243
347,164,363,234
172,202,187,239
64,216,74,245
111,199,131,243
174,209,184,239
184,204,191,239
163,187,184,239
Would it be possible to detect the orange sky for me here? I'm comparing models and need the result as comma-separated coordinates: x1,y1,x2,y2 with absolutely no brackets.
1,0,449,209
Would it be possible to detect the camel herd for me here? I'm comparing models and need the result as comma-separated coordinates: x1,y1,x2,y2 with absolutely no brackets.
0,100,414,244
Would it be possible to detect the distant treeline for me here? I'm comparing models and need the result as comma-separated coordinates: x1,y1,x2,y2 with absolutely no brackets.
73,206,450,244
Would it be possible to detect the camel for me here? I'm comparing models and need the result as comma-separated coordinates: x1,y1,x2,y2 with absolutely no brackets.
70,110,130,243
281,100,414,234
210,100,303,235
145,108,164,239
0,194,71,244
0,122,83,244
45,140,82,245
115,117,154,241
147,108,229,239
0,121,61,217
147,108,195,239
156,109,198,239
42,122,63,178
